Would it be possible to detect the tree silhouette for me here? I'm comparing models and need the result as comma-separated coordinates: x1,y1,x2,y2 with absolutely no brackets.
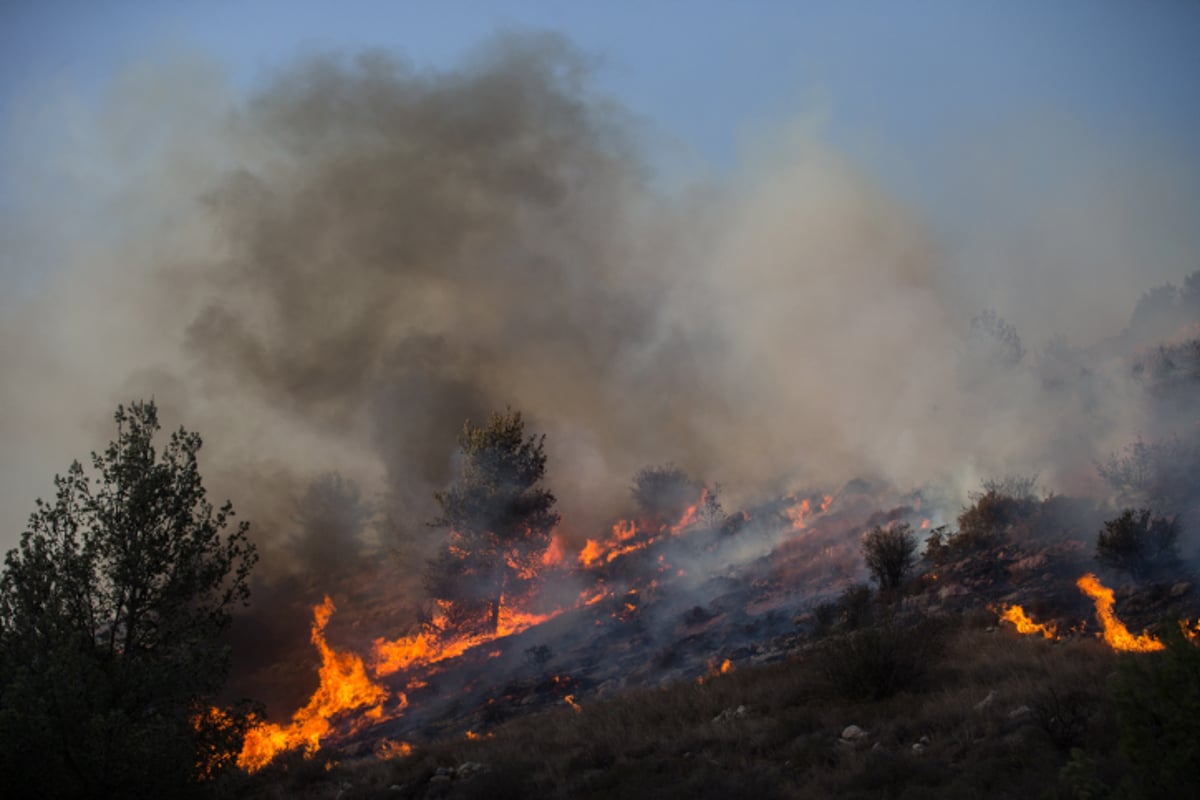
0,401,257,797
424,410,558,633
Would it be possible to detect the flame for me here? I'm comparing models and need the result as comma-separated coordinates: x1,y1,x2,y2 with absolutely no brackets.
540,533,567,567
920,518,931,530
373,601,558,677
1076,573,1165,652
376,739,414,760
785,494,832,531
563,694,582,713
999,604,1058,639
237,597,390,772
191,705,240,780
578,519,646,567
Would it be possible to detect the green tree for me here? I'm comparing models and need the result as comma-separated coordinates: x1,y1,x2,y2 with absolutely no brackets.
424,410,558,633
861,523,918,592
0,401,257,798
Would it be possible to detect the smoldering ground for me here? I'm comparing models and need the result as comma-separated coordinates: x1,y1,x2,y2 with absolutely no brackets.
2,31,1198,612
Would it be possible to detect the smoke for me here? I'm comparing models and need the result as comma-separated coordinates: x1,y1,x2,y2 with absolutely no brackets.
1,31,1197,582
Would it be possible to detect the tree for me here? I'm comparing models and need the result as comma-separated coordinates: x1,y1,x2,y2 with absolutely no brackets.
0,401,257,798
289,471,372,574
1095,507,1180,579
861,523,918,592
630,464,701,525
424,410,558,633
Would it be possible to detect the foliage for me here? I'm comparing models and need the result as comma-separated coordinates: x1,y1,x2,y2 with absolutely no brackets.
1110,622,1200,797
424,410,559,632
1098,435,1200,513
289,472,372,573
967,309,1025,368
630,464,702,525
861,523,918,591
1094,508,1180,580
0,401,257,798
955,489,1039,551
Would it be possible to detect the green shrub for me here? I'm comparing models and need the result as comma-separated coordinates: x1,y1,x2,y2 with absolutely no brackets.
1095,508,1180,579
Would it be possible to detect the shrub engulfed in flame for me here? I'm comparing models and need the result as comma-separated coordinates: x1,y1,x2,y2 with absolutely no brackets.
999,604,1058,639
237,597,391,772
1076,573,1165,653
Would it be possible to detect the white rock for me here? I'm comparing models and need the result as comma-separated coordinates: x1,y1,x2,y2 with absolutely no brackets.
841,724,868,740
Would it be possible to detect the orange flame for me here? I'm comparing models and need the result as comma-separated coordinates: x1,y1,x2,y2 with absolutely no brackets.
999,604,1058,639
785,494,832,531
563,694,582,713
540,533,567,567
237,597,391,772
373,601,558,677
1076,573,1164,652
376,739,414,760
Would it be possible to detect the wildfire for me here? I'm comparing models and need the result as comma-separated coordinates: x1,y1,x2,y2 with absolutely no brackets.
376,739,414,760
563,694,582,713
998,604,1058,639
237,596,391,772
785,494,833,531
1076,573,1165,652
579,519,645,568
541,533,567,567
373,600,558,677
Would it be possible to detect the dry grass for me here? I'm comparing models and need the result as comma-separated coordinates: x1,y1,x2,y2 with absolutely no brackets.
228,617,1130,799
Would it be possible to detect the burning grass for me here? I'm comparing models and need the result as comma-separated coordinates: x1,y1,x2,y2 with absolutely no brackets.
235,618,1147,799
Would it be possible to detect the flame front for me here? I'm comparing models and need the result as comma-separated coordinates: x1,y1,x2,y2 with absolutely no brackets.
1076,573,1164,652
999,604,1057,639
237,597,391,772
373,600,557,677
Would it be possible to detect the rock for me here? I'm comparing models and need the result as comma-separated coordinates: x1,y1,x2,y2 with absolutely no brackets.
912,742,926,755
974,690,997,712
456,762,488,780
1008,705,1031,720
841,724,868,741
713,705,750,724
1170,581,1192,598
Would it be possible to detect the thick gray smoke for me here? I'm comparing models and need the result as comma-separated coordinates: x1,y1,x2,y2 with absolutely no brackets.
1,32,1197,580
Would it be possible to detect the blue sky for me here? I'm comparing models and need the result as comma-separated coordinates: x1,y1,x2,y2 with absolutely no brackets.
2,1,1200,304
4,1,1199,177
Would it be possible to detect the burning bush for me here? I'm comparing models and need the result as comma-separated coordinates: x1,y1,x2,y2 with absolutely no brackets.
1094,508,1181,580
630,464,702,527
861,523,918,592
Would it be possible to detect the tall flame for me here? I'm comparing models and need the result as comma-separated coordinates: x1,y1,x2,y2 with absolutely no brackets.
999,604,1058,639
1076,573,1165,652
237,596,391,772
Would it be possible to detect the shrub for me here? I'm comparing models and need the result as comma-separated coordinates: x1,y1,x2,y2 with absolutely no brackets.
1095,508,1180,579
1110,623,1200,796
862,523,918,591
956,489,1038,551
817,620,946,700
